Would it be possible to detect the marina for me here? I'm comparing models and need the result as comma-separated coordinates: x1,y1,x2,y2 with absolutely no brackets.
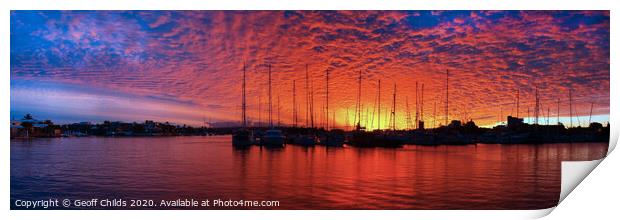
221,62,609,149
9,10,610,211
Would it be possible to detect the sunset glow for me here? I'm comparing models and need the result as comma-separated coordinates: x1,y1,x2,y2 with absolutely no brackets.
10,11,610,128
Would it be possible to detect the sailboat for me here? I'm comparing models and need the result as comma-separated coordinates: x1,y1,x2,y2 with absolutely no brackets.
232,62,253,147
348,72,375,147
261,64,285,147
292,64,317,146
318,68,344,147
379,83,405,147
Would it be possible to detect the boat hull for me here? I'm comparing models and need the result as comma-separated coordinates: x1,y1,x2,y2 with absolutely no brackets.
293,135,316,146
262,137,285,147
232,131,253,147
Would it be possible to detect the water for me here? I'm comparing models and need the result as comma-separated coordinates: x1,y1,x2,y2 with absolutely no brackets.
11,136,608,209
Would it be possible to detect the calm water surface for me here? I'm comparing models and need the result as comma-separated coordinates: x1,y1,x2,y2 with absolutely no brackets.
11,136,608,209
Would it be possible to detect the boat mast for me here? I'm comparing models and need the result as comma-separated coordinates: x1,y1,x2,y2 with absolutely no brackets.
390,83,396,131
365,105,369,129
269,64,273,128
535,87,540,125
377,80,381,130
569,89,573,128
311,77,315,128
242,61,247,128
325,68,329,131
321,103,325,129
527,108,530,124
433,100,437,128
203,116,207,128
557,98,560,125
588,102,594,125
406,96,412,129
305,64,310,128
258,88,261,127
516,89,520,118
421,83,424,126
415,81,419,129
370,90,376,130
445,69,449,126
356,70,362,130
293,80,297,127
547,107,550,125
499,107,503,124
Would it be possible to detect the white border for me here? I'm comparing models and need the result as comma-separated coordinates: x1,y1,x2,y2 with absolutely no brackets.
3,1,616,220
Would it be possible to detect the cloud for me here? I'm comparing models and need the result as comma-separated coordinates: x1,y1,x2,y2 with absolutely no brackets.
10,79,210,125
10,11,610,127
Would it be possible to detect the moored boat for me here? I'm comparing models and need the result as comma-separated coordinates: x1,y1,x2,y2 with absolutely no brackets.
318,129,345,147
262,129,285,147
293,133,316,146
232,129,253,147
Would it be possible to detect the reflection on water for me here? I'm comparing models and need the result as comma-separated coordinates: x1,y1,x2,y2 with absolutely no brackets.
11,136,607,209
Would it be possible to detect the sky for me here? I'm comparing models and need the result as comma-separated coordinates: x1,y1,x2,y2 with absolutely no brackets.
10,11,610,128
